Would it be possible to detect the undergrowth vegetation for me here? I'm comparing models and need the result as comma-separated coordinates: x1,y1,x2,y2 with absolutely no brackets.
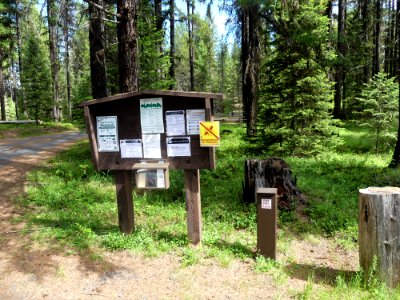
0,122,80,138
19,122,400,297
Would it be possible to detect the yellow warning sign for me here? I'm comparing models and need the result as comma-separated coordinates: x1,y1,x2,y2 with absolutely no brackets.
199,121,220,147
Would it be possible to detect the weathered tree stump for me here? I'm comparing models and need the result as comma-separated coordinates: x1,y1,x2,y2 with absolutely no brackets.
243,158,305,209
359,187,400,288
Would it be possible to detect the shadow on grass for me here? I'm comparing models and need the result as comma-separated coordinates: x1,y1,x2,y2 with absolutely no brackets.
286,262,357,286
209,239,255,259
156,231,188,246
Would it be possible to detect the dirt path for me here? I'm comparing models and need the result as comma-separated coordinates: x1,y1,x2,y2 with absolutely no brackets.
0,133,359,299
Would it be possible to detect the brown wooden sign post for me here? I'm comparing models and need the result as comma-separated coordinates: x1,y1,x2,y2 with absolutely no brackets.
80,90,222,243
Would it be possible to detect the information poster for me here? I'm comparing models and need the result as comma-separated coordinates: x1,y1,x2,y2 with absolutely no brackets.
166,137,191,157
186,109,205,135
142,134,162,158
156,169,166,188
96,116,119,152
120,139,143,158
199,121,220,147
166,110,186,136
140,98,164,133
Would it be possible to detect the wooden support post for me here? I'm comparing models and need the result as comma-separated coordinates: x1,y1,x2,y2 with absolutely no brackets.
359,187,400,288
184,169,202,245
115,170,134,234
256,188,277,259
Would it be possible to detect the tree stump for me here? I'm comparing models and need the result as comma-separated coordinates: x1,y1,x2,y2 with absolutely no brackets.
243,158,305,209
359,187,400,288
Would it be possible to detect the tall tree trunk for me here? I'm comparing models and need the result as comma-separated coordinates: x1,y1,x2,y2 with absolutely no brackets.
384,0,392,74
117,0,139,93
0,53,5,121
11,46,18,120
89,0,107,98
390,0,397,77
241,3,261,137
155,0,163,53
334,0,346,119
388,0,400,167
47,0,61,121
169,0,175,89
373,0,381,75
326,0,333,43
361,0,371,83
187,0,195,91
63,0,72,119
15,10,25,118
394,0,400,79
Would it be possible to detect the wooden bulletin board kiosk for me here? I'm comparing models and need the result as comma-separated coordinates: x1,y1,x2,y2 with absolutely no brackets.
80,90,223,245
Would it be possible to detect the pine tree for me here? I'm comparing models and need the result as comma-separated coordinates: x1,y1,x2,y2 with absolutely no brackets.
260,0,340,156
357,72,398,154
21,24,52,123
138,0,172,90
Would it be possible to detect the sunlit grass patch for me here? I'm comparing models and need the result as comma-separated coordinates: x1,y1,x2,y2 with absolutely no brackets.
16,121,400,297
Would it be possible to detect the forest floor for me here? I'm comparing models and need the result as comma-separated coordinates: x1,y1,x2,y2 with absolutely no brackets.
0,132,359,299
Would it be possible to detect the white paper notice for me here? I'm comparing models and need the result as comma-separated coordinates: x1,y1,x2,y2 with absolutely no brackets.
120,139,143,158
142,134,162,158
96,116,119,152
186,109,205,135
157,169,165,188
140,98,164,133
166,110,186,136
166,137,191,157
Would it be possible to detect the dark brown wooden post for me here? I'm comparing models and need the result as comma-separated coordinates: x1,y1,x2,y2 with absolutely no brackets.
256,188,277,259
184,169,202,245
359,187,400,288
115,170,134,234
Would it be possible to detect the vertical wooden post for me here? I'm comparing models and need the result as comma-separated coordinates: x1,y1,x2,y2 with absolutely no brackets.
359,187,400,288
256,188,277,259
184,169,202,245
115,170,134,234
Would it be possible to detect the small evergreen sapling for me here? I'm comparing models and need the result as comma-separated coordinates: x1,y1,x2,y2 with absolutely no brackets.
357,72,398,154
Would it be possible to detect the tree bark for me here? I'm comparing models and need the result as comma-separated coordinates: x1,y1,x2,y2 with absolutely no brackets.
89,0,107,99
388,0,400,168
169,0,175,89
326,0,333,43
117,0,139,93
0,53,6,121
187,0,195,91
154,0,164,54
241,3,261,137
10,47,18,120
243,158,305,209
333,0,346,119
47,0,61,121
15,9,25,118
63,0,72,119
361,0,372,83
373,0,381,75
359,187,400,288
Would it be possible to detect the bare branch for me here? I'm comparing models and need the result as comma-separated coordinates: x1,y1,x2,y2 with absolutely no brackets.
82,0,120,18
90,16,119,24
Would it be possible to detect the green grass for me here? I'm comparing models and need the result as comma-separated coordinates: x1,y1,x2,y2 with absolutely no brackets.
16,122,400,297
0,122,81,138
